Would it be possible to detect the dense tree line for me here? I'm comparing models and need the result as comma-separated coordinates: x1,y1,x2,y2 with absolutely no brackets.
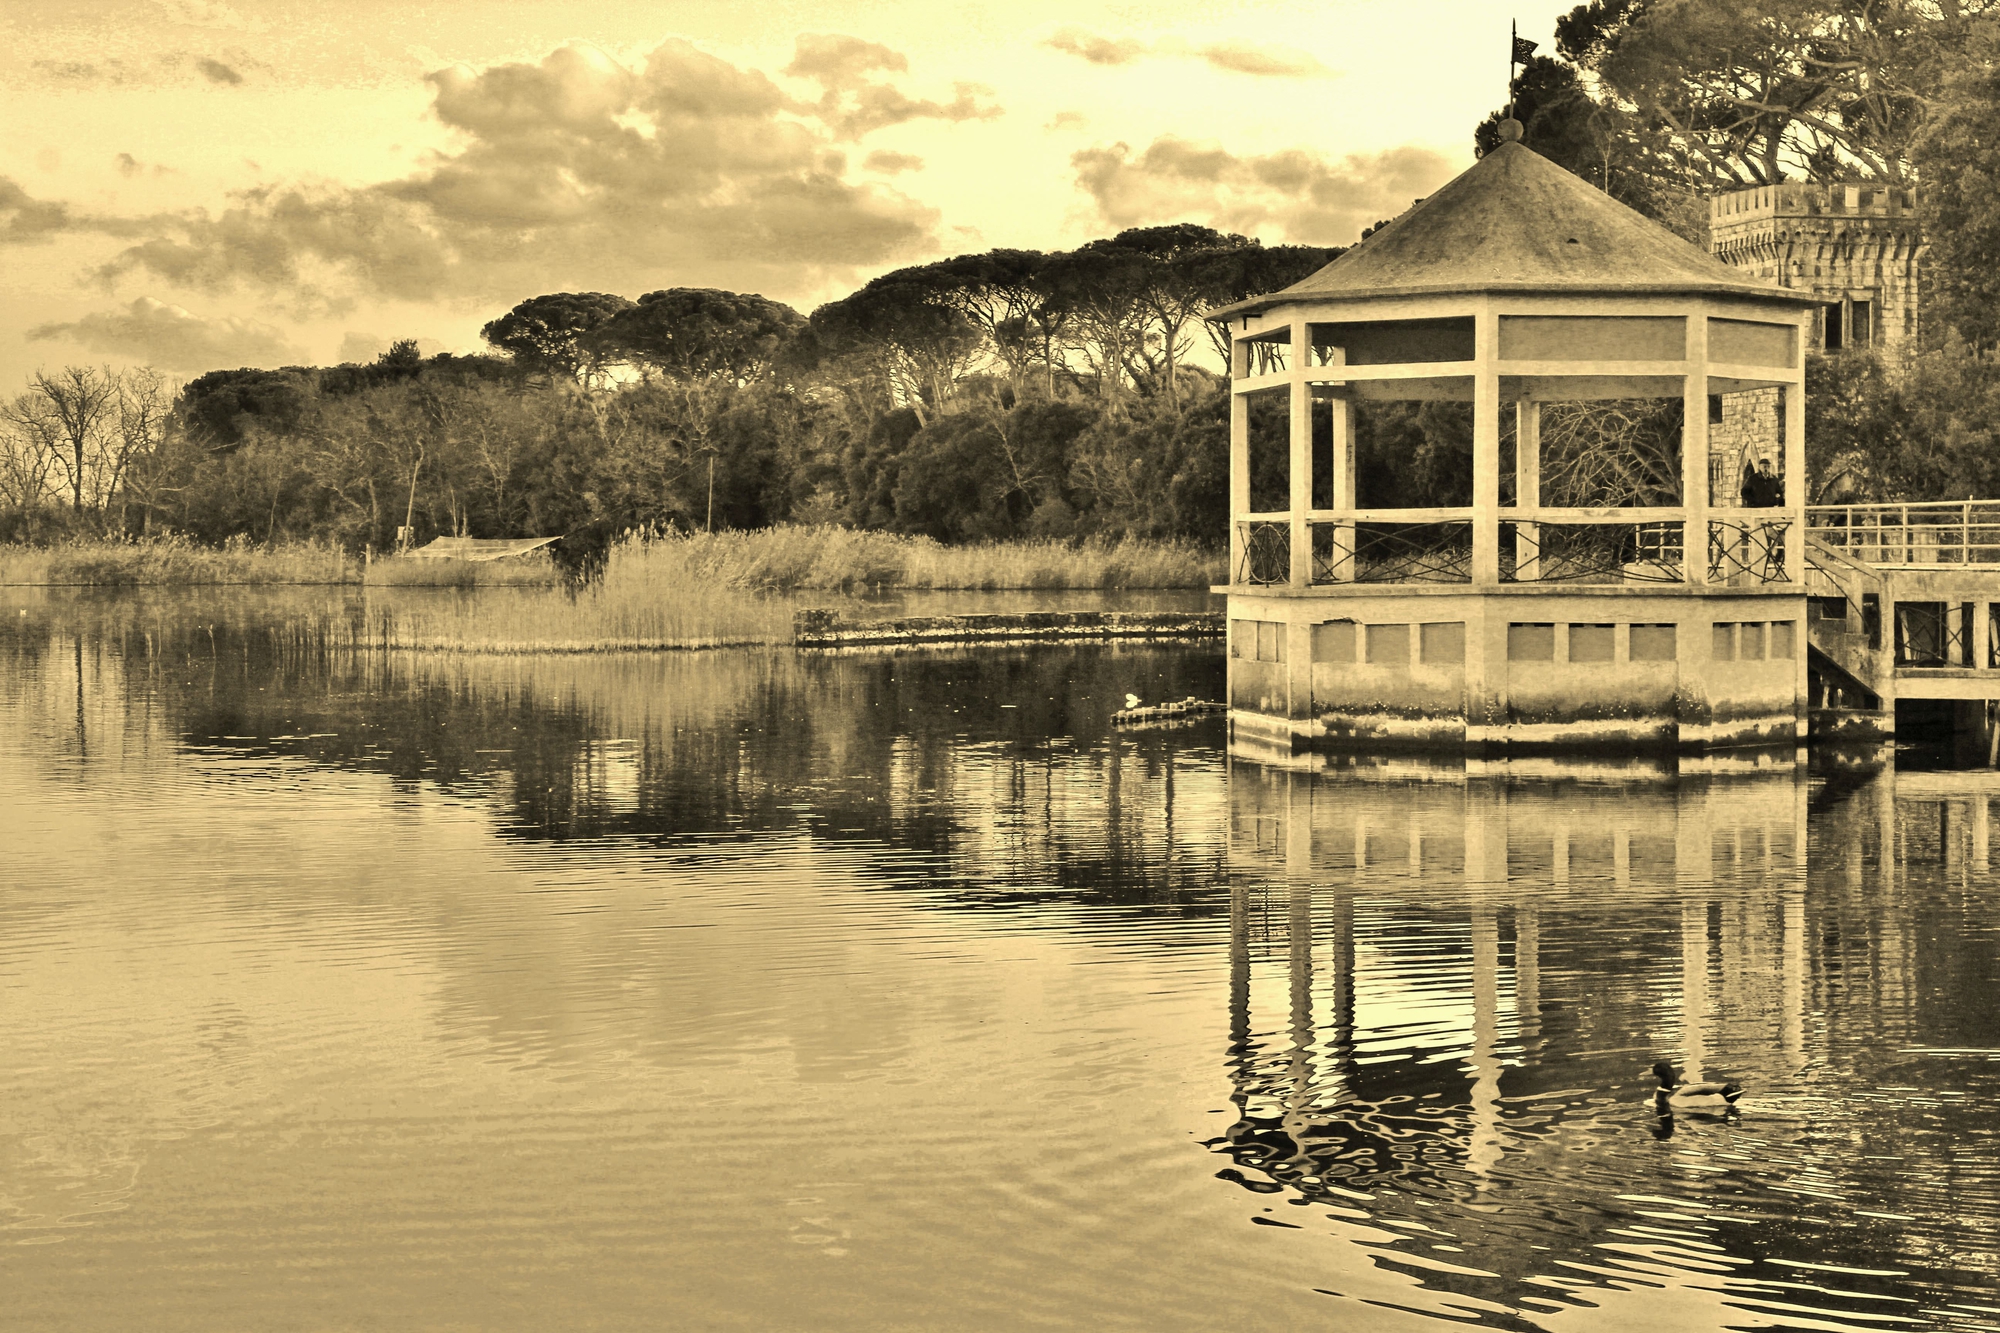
1,228,1338,554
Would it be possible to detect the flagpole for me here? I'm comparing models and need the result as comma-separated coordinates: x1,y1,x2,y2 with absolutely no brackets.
1509,19,1517,117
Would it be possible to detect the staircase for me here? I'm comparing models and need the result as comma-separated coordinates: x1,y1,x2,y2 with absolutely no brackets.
1804,537,1895,739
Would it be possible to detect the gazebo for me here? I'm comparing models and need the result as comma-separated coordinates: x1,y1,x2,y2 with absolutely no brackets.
1211,122,1820,754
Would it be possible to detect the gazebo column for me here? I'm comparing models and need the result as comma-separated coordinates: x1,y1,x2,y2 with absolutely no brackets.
1515,401,1541,580
1473,308,1501,585
1784,332,1806,582
1289,318,1312,591
1229,336,1250,584
1328,359,1355,583
1684,313,1711,587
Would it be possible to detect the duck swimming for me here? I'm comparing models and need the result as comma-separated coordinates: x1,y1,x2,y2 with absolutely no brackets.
1651,1061,1743,1113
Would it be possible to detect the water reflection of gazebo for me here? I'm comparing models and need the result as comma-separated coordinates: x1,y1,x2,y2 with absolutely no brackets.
1212,122,1821,755
1219,757,1819,1198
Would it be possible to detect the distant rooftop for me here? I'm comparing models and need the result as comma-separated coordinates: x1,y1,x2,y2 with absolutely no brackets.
404,536,560,561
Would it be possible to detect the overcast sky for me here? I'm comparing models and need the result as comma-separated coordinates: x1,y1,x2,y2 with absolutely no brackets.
2,0,1580,388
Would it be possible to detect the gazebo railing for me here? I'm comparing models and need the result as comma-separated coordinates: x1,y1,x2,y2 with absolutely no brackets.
1235,520,1291,585
1311,521,1473,584
1707,515,1791,584
1502,520,1685,584
1808,500,2000,565
1239,510,1798,586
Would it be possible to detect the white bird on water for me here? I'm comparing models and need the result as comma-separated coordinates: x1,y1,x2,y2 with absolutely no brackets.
1125,693,1142,710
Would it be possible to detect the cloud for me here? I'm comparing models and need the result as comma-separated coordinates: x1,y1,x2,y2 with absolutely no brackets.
1,176,156,247
155,0,264,31
1043,28,1146,66
785,33,908,85
862,150,924,175
34,49,262,87
195,57,244,85
1044,111,1089,132
1042,28,1332,78
1070,136,1455,245
91,39,959,312
1,177,76,243
784,34,999,139
34,59,136,84
27,297,301,371
1194,43,1329,78
114,153,176,178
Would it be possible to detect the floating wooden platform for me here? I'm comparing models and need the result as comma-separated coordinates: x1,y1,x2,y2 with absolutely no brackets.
793,608,1223,648
1111,697,1226,727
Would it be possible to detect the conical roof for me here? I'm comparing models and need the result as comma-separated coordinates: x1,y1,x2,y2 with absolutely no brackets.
1213,140,1816,318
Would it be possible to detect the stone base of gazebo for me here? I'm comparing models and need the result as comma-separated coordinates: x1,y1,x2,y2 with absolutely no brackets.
1225,587,1807,754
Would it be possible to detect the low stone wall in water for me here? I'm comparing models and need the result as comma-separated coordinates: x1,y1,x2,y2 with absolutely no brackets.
793,608,1224,647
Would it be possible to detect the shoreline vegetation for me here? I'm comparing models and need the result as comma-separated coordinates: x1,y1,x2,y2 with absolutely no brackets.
0,526,1220,590
7,527,1224,653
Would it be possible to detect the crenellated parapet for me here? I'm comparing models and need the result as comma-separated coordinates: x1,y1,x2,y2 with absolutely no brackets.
1709,182,1924,351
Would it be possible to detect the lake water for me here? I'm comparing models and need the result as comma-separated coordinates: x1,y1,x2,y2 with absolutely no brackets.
4,590,1998,1332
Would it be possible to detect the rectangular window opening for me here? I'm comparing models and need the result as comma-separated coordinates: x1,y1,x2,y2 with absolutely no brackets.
1771,620,1796,659
1713,623,1737,662
1896,602,1949,667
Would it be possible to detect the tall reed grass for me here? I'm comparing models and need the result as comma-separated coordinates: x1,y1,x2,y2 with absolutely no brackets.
361,551,563,589
0,535,354,586
2,526,1219,592
630,526,1222,591
7,527,1218,652
0,537,569,587
358,539,791,652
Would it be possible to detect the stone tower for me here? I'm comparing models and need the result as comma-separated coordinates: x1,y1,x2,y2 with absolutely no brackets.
1706,182,1924,497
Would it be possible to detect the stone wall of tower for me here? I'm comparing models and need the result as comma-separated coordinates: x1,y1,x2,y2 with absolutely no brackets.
1710,388,1784,502
1709,182,1924,352
1705,182,1922,501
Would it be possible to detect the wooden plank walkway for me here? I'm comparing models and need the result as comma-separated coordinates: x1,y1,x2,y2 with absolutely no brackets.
793,608,1223,648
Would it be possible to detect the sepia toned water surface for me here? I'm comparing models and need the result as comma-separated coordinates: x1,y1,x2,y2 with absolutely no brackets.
3,589,1997,1331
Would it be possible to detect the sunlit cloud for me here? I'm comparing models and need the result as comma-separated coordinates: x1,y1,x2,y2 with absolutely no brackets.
1071,136,1452,245
862,150,925,175
27,296,302,371
1042,27,1333,78
194,57,244,85
81,38,968,313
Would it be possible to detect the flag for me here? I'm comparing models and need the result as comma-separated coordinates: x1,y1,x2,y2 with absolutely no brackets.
1512,35,1539,63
